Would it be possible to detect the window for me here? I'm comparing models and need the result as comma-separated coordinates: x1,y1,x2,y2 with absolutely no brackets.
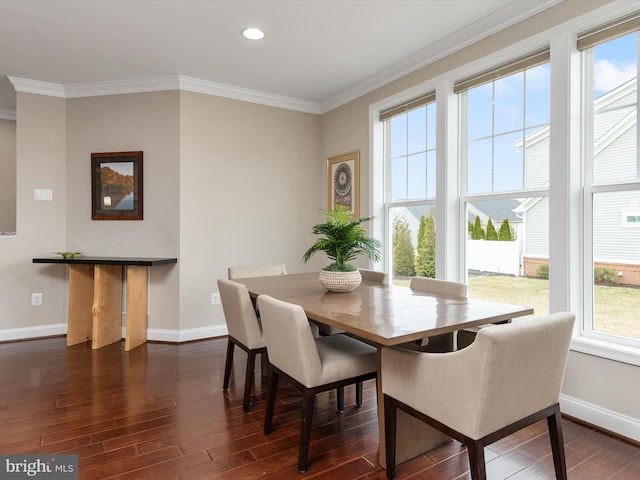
381,94,436,283
580,16,640,345
457,52,551,314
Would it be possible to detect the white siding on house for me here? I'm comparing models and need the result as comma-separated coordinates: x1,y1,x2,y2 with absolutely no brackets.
593,115,637,184
593,190,640,263
524,196,549,257
524,132,549,189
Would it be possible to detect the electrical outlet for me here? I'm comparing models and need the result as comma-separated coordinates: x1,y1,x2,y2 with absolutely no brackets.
211,292,221,305
31,293,43,306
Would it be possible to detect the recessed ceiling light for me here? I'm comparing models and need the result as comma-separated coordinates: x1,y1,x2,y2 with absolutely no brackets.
242,27,264,40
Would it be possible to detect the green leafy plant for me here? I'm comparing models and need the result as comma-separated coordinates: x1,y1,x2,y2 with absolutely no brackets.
594,267,617,284
303,205,382,272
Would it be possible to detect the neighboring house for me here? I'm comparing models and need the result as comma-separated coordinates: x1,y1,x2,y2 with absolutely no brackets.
518,78,640,285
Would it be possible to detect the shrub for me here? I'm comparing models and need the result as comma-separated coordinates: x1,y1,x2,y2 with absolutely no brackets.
594,267,617,284
536,264,549,279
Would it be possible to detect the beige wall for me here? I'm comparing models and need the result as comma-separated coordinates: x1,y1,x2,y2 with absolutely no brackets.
1,93,67,331
179,91,324,332
2,88,325,339
0,119,16,233
65,91,181,331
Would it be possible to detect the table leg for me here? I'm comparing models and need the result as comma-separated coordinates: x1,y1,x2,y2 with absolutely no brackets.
91,265,123,349
67,265,94,346
125,266,148,351
376,346,451,469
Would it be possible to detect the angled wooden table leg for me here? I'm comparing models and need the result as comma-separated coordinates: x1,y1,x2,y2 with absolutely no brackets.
91,264,123,349
125,265,148,351
67,265,94,346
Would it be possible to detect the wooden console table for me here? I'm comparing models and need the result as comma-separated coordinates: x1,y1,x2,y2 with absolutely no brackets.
33,256,177,351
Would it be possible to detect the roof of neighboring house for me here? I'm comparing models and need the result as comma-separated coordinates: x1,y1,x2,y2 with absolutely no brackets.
467,199,522,224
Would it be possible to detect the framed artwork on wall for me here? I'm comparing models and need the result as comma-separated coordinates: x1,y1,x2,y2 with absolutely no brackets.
326,150,360,219
91,151,143,220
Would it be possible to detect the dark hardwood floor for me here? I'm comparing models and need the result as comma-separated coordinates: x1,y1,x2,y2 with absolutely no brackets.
1,336,639,479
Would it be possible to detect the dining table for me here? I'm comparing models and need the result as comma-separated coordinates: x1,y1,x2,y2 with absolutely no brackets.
236,272,534,467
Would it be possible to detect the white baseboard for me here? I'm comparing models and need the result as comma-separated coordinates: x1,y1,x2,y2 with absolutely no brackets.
0,324,67,341
560,393,640,443
0,324,228,344
147,325,228,343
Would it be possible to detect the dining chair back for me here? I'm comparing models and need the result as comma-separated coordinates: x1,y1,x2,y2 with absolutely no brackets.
382,312,575,480
359,268,388,284
228,264,287,280
217,279,267,412
258,294,378,472
408,277,468,352
409,276,467,298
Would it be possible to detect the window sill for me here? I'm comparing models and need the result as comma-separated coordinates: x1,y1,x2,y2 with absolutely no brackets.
571,336,640,367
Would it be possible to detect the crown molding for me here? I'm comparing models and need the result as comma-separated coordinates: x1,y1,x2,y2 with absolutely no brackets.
178,76,322,114
8,74,323,115
320,0,564,112
0,108,16,120
8,76,65,98
64,75,180,98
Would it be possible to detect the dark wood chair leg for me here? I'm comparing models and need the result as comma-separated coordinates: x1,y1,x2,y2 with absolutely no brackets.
242,350,257,412
384,394,397,479
223,338,235,390
337,386,344,413
547,404,568,480
263,369,278,435
298,389,316,473
466,440,486,480
356,381,363,406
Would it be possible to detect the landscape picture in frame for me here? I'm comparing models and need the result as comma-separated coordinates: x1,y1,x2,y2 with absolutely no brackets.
91,151,143,220
326,150,360,219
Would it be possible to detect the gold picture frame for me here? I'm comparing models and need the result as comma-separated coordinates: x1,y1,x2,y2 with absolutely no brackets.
326,150,360,219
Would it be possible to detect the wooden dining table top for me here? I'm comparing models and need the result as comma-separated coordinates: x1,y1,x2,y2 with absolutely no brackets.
235,272,534,347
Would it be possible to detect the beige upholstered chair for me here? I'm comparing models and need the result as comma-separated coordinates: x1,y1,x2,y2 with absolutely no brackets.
258,294,378,473
382,312,575,480
218,279,267,413
227,264,287,280
407,277,468,352
409,276,467,298
359,268,388,284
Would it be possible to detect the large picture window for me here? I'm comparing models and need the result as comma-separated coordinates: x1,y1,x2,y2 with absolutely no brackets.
381,94,436,283
457,52,550,313
581,22,640,345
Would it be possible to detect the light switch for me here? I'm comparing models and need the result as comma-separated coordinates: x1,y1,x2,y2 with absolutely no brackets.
34,189,53,202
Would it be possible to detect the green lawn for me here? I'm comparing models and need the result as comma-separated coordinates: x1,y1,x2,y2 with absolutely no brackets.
393,275,640,340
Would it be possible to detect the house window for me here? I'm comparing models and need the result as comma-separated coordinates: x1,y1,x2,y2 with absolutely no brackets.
623,212,640,226
456,51,550,313
381,93,436,283
580,15,640,344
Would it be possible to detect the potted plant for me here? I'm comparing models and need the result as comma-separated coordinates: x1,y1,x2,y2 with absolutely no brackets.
302,205,382,292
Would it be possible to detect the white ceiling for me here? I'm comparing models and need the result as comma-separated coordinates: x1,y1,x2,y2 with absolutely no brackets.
0,0,561,116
